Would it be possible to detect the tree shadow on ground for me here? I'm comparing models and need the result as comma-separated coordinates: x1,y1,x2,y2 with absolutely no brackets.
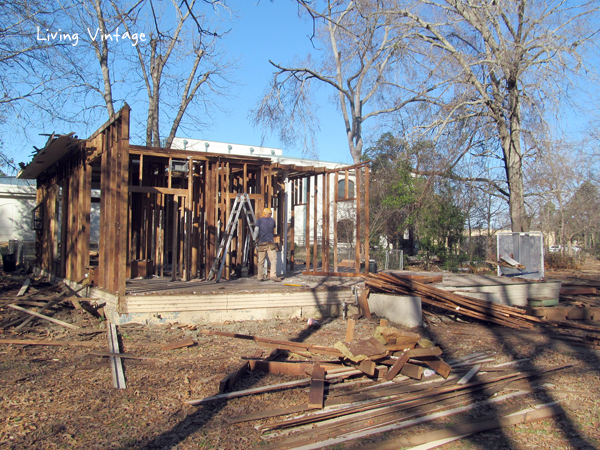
120,276,352,450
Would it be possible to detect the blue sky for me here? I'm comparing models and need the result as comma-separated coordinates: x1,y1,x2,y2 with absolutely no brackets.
3,0,355,169
208,0,353,163
4,1,595,172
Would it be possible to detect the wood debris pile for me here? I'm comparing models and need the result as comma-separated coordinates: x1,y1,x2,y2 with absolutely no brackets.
365,271,543,329
190,323,569,449
365,272,600,351
0,277,103,332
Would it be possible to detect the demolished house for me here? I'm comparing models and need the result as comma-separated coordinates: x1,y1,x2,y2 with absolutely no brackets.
17,105,372,324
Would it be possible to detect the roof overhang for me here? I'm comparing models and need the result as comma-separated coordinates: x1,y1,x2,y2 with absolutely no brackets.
17,134,83,180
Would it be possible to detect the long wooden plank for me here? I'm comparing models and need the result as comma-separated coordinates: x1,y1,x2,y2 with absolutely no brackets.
406,347,443,358
7,304,79,330
108,322,126,389
393,274,444,284
15,290,66,330
0,339,98,347
457,364,481,385
257,364,569,439
366,275,534,329
129,185,188,196
186,378,312,405
254,368,569,449
88,351,157,360
256,372,525,434
345,318,356,342
302,271,366,278
199,329,342,356
17,278,31,296
560,287,596,295
360,404,562,450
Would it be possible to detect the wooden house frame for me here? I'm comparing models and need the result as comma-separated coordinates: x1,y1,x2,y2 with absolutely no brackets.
18,105,370,316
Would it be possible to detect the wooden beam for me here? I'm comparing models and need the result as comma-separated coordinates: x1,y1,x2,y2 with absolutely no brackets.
346,318,356,342
458,364,481,385
0,339,98,347
247,360,341,377
187,378,312,405
406,347,443,358
360,404,563,450
308,364,326,409
384,353,409,381
199,329,342,357
333,171,339,273
160,338,195,351
400,362,423,380
7,304,79,330
560,287,597,295
129,185,188,196
219,361,249,393
301,271,366,278
358,289,372,319
15,291,66,330
355,360,376,377
107,322,126,389
16,278,31,297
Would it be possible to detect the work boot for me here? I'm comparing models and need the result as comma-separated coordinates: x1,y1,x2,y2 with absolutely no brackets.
270,277,283,282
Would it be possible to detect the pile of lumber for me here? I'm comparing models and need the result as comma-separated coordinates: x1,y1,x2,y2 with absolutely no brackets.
365,272,543,329
365,272,600,349
190,325,569,450
0,278,102,331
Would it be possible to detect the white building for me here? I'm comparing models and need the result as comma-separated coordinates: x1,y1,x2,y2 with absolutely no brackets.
0,177,37,242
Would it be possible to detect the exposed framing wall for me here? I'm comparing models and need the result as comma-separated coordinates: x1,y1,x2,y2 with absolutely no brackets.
27,105,370,308
288,162,370,277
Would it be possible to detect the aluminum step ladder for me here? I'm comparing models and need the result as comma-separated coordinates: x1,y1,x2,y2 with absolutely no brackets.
207,193,258,282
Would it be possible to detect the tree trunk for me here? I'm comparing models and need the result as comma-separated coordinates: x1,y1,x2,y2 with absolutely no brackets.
499,86,528,232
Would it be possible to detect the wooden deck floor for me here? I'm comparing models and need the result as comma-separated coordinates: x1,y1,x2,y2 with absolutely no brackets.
125,270,364,296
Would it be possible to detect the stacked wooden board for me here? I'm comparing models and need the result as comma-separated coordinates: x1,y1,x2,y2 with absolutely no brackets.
188,325,569,450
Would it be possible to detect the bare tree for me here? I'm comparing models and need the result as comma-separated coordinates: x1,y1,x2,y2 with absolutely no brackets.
396,0,600,231
253,0,444,163
77,0,232,148
528,141,580,250
0,1,59,115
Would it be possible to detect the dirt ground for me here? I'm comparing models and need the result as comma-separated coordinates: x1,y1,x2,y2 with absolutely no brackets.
1,263,600,450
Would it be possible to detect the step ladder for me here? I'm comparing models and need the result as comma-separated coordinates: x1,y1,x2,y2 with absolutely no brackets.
208,193,258,282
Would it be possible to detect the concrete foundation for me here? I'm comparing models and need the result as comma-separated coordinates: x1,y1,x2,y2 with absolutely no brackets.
110,290,357,325
34,266,362,325
442,276,562,307
368,293,422,328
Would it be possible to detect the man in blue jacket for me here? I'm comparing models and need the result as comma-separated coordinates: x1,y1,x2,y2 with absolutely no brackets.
255,207,283,282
